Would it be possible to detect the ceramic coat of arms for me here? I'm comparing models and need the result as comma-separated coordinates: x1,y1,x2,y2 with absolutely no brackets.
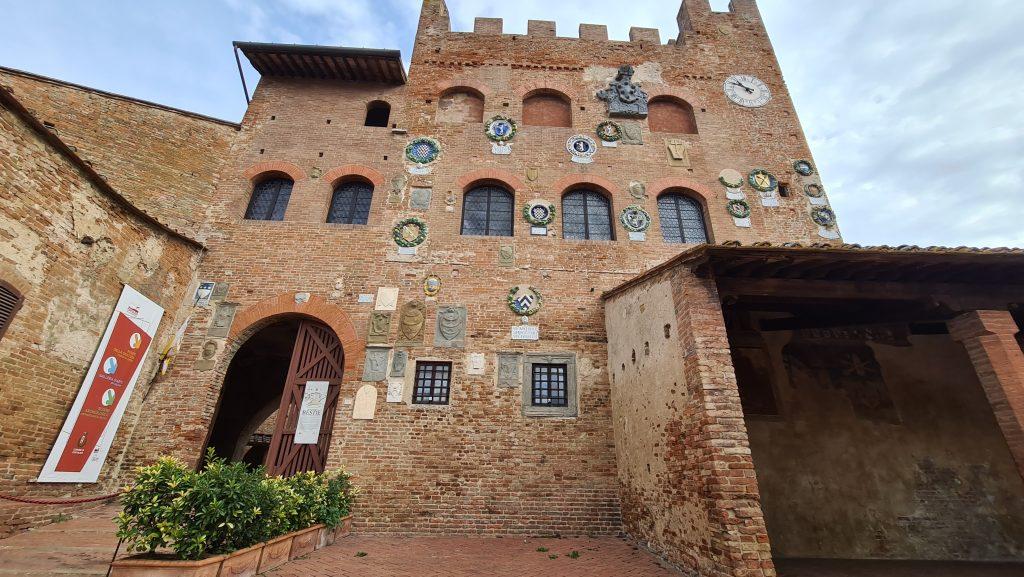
523,199,556,226
566,135,597,164
620,205,652,233
507,285,542,316
597,65,649,118
405,137,441,165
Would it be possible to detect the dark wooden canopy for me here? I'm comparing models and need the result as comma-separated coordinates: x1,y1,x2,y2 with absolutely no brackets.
235,42,406,84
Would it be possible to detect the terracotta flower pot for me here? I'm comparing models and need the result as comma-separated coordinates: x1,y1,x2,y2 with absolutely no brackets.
316,526,328,550
218,542,264,577
256,533,294,574
109,553,226,577
289,524,322,560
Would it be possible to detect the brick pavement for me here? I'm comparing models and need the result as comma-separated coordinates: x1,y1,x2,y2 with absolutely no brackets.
0,503,120,576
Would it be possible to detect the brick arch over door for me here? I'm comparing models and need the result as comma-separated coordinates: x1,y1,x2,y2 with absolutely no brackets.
242,161,306,183
228,293,363,373
323,164,385,188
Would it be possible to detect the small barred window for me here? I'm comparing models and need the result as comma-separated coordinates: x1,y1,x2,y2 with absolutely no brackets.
413,361,452,405
0,281,24,341
531,364,568,407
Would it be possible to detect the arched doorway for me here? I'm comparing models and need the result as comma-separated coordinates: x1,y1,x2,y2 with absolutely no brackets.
204,317,344,476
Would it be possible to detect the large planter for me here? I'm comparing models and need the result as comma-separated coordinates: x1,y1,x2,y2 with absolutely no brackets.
109,553,227,577
323,515,353,547
218,542,264,577
289,524,322,560
256,532,294,574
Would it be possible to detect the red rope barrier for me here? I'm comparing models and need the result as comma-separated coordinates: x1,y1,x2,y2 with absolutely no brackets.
0,491,121,505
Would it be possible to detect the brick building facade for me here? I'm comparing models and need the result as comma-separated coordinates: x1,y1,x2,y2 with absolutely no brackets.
1,0,1023,575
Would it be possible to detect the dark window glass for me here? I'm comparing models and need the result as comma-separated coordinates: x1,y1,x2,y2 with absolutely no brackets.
460,186,513,237
244,178,293,221
327,181,374,224
365,101,390,127
0,281,24,341
657,193,708,244
413,361,452,405
531,364,568,407
562,190,613,240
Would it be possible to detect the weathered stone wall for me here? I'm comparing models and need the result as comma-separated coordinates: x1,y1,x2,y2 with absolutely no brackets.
0,96,202,536
604,267,773,577
0,67,239,239
743,329,1024,560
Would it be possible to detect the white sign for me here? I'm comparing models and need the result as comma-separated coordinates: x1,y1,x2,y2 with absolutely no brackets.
294,381,329,444
628,232,646,241
397,246,418,256
357,293,374,303
511,324,540,341
530,226,548,236
39,285,164,483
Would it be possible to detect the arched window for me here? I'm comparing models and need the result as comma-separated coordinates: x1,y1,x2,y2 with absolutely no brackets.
327,180,373,225
461,185,513,237
364,101,390,127
562,190,613,241
522,90,571,127
657,192,708,244
648,97,698,134
244,177,293,221
0,280,24,342
437,88,484,123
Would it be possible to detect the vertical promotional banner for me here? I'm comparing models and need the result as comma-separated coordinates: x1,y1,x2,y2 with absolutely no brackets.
294,381,329,444
38,285,164,483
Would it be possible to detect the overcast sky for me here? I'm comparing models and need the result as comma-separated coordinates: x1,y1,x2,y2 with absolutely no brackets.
2,1,1021,248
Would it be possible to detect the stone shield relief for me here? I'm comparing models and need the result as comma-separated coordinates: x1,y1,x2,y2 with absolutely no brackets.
434,305,467,348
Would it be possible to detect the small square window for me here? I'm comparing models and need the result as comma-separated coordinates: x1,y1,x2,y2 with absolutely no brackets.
412,361,451,405
522,353,577,417
531,364,568,407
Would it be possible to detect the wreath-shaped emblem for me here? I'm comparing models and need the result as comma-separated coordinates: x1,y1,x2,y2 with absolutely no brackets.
523,200,556,226
727,199,751,219
392,217,428,247
620,205,652,232
748,169,778,192
804,183,825,198
718,169,744,189
793,159,815,176
811,207,836,228
507,285,543,316
596,121,622,142
566,135,597,162
405,137,441,164
484,115,517,142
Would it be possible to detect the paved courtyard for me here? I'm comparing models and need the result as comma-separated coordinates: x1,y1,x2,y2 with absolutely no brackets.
1,505,1023,577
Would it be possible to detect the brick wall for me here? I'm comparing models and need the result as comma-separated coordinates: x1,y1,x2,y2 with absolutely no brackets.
0,95,202,536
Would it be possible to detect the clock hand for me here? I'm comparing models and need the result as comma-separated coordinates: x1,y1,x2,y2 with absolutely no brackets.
729,81,755,94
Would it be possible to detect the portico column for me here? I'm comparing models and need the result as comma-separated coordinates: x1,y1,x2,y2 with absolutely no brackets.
948,310,1024,478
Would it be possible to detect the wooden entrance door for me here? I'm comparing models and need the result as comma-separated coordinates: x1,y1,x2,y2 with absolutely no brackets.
266,320,344,476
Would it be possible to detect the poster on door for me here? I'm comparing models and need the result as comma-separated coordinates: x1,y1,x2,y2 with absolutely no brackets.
38,285,164,483
294,381,330,444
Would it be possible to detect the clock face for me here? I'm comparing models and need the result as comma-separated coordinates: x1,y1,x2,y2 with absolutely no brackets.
724,75,771,108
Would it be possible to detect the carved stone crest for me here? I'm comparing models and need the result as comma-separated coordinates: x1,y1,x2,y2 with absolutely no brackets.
434,305,467,348
396,300,426,346
628,181,647,200
498,245,515,268
497,352,521,388
666,139,691,167
620,122,643,145
362,348,389,381
597,65,649,118
207,302,238,338
367,312,392,344
390,350,408,377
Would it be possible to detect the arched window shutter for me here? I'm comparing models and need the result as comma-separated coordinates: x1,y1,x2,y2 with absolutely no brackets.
657,193,708,244
461,186,514,237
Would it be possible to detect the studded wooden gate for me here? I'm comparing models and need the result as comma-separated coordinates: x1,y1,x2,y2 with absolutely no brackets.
266,320,344,476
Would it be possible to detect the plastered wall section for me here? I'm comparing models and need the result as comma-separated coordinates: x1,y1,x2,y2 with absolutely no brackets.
0,101,202,536
746,330,1024,560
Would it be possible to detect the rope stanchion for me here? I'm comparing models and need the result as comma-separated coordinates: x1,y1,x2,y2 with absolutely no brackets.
0,492,121,505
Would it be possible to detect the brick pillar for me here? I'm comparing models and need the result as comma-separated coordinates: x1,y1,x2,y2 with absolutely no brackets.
948,310,1024,479
671,270,775,577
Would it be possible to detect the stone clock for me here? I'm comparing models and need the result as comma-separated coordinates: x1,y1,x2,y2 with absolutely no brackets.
724,74,771,108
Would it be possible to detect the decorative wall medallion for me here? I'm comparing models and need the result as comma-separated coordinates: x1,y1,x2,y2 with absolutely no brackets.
386,380,404,403
620,122,643,145
392,217,428,247
498,245,515,268
410,187,432,210
362,348,389,381
526,167,540,182
207,302,238,338
718,169,744,189
390,350,408,377
389,174,408,204
724,74,772,108
805,183,828,206
434,305,467,348
396,300,426,345
367,312,392,344
507,285,542,316
597,65,649,118
484,114,517,148
666,139,691,167
727,199,752,219
811,206,837,228
567,135,597,164
294,292,311,304
445,190,456,211
596,121,621,147
620,205,652,232
423,275,441,297
748,169,778,192
405,137,441,165
194,281,215,306
376,287,399,311
194,340,219,371
497,352,521,388
523,200,556,226
211,282,230,302
793,159,815,176
628,181,647,200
